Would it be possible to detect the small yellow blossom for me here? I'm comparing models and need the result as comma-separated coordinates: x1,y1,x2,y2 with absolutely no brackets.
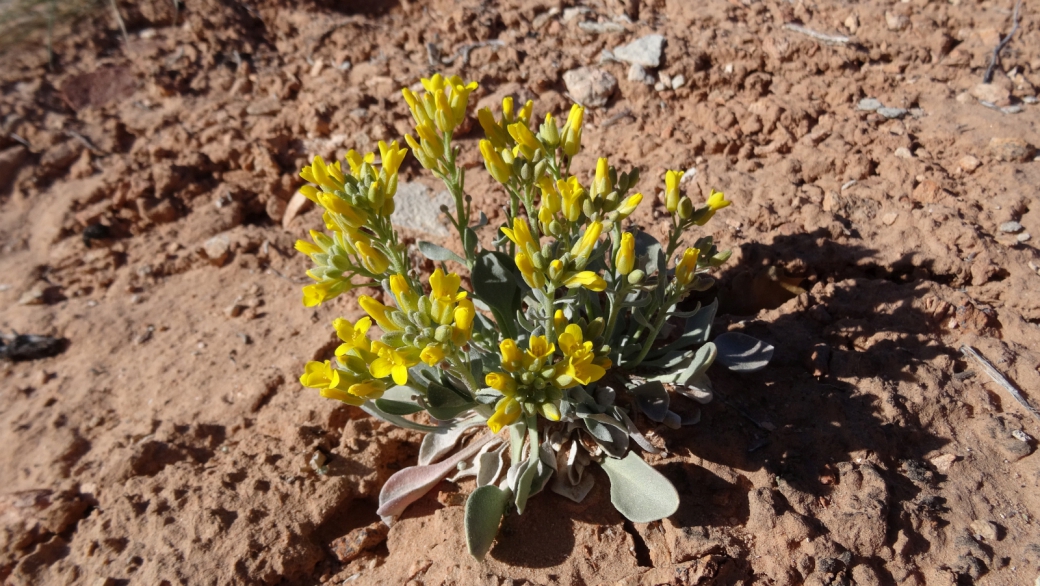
558,177,585,223
563,271,607,292
616,232,635,275
590,158,610,201
499,339,523,372
507,121,542,161
500,217,539,257
674,247,701,285
452,298,475,345
359,295,400,332
694,189,732,226
616,192,642,219
665,170,684,213
355,240,391,274
561,104,584,157
571,221,603,260
429,269,466,325
523,336,556,370
480,140,513,184
515,252,546,289
333,317,373,357
420,344,446,366
370,341,420,385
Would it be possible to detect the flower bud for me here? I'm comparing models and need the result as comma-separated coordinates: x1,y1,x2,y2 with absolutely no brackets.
615,232,635,275
710,250,733,267
586,317,605,340
664,169,684,213
531,251,547,270
434,325,453,343
677,197,694,220
548,220,563,237
628,269,645,285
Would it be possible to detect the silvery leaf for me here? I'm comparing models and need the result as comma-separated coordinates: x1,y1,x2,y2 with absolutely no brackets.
476,444,508,487
675,372,713,404
465,485,510,561
551,470,596,503
378,434,498,520
417,241,467,265
628,381,669,422
614,407,661,454
418,415,485,466
600,451,679,523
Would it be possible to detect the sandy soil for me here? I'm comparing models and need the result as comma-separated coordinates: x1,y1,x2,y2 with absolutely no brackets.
1,0,1040,584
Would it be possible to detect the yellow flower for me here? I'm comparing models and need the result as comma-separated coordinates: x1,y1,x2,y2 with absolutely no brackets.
370,341,420,385
558,177,585,223
553,326,607,389
478,108,511,149
300,360,336,390
359,295,400,332
420,344,446,366
507,121,542,161
485,372,517,395
537,176,562,214
452,298,475,344
429,269,465,325
345,149,376,178
487,396,521,433
523,336,556,370
501,217,539,256
389,274,419,313
553,309,568,333
563,271,607,292
616,192,642,218
299,184,320,203
515,252,545,289
480,139,513,184
615,232,635,275
694,189,732,226
316,192,368,227
517,100,534,125
561,104,584,157
345,379,386,400
447,77,478,125
570,221,602,260
334,317,373,356
405,133,439,170
302,281,349,307
674,247,701,285
499,339,523,372
590,157,610,201
300,155,342,192
355,240,391,274
378,140,408,177
665,170,684,213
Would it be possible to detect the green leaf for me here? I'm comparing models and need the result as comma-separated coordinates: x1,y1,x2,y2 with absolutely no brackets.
374,398,424,415
714,332,774,373
601,452,680,523
633,231,662,274
418,240,467,265
471,251,523,329
646,342,716,385
426,382,477,421
466,485,510,561
629,381,669,422
362,401,442,433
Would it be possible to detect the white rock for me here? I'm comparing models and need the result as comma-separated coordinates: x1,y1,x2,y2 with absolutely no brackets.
1017,232,1032,242
929,453,957,473
958,155,981,173
857,98,883,111
999,221,1024,233
392,183,453,237
970,519,999,541
844,14,859,33
563,67,618,108
203,234,231,266
894,147,913,159
613,34,665,68
671,74,686,90
971,83,1011,104
885,11,910,31
626,64,654,84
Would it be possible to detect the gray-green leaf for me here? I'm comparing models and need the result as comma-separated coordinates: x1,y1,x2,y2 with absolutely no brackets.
601,452,679,523
465,485,510,561
418,240,467,265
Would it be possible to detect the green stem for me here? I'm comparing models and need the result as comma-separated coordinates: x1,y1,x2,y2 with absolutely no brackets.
603,279,628,344
628,291,677,368
541,287,556,342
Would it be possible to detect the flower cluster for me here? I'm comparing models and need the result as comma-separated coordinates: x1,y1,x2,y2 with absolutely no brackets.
288,72,764,561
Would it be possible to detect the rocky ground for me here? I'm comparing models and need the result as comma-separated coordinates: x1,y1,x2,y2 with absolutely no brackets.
1,0,1040,584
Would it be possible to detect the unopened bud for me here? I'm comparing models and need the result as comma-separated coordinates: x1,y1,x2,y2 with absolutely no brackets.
587,317,605,340
677,197,694,220
531,251,547,270
434,325,452,343
628,269,646,285
548,220,563,237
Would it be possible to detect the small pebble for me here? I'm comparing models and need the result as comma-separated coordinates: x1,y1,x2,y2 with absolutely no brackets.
671,74,685,90
970,519,999,541
878,107,908,119
882,212,898,226
894,147,913,159
1012,429,1033,443
958,155,981,173
1017,232,1031,242
999,221,1024,233
857,98,882,111
1024,96,1038,104
929,453,957,473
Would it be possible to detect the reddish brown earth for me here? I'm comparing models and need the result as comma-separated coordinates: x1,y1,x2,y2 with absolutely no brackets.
2,0,1040,584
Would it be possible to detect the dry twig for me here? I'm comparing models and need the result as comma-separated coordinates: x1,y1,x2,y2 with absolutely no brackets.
960,345,1040,423
783,23,850,45
983,0,1024,83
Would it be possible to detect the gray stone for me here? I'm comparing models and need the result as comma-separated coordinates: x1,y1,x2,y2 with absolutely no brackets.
626,63,654,84
562,67,617,108
613,34,665,68
857,98,883,111
999,221,1024,233
1017,232,1032,242
878,107,908,119
392,182,453,237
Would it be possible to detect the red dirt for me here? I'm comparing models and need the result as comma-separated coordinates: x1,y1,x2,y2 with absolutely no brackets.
1,0,1040,584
